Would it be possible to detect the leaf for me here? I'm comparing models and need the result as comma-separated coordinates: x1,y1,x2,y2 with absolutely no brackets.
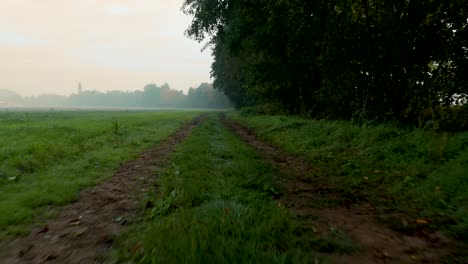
73,227,88,237
69,221,81,226
36,225,49,235
416,219,429,225
113,216,128,224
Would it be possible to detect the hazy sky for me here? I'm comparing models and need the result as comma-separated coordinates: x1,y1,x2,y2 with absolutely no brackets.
0,0,213,96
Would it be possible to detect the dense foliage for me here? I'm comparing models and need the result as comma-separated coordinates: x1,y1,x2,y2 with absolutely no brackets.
183,0,467,125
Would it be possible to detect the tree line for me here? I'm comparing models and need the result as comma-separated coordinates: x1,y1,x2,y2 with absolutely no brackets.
183,0,467,129
0,83,231,109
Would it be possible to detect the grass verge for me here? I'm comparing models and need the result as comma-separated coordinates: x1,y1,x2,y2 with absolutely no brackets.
112,114,352,263
0,110,199,241
228,112,468,243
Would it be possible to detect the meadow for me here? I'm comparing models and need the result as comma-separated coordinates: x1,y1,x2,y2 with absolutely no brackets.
2,110,467,262
0,110,198,241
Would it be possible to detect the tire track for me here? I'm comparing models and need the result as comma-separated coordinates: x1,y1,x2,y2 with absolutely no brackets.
222,114,453,263
1,116,203,264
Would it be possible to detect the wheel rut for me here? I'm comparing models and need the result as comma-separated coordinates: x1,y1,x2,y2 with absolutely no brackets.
222,114,454,264
1,116,203,264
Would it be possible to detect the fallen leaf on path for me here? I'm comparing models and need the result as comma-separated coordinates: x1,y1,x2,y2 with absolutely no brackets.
73,227,88,237
113,215,128,224
36,225,49,236
69,221,81,226
416,219,429,225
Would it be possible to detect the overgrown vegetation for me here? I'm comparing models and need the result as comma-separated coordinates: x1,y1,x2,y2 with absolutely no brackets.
0,110,198,241
229,113,468,244
113,114,354,263
183,0,467,128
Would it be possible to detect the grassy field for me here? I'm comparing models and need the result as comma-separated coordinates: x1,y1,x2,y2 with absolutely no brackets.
0,110,199,241
2,110,467,262
112,114,341,263
228,113,468,242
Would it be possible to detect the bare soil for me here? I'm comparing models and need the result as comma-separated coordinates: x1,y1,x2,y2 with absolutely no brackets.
1,117,202,264
222,115,455,264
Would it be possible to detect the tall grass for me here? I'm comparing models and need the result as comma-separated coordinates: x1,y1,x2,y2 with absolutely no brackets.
229,113,468,240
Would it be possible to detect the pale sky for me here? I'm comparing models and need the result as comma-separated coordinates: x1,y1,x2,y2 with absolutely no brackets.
0,0,213,96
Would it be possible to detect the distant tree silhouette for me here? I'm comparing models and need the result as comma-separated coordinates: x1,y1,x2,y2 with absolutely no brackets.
0,83,231,109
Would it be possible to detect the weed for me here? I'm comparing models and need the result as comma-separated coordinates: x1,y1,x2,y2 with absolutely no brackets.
150,189,178,217
111,119,123,135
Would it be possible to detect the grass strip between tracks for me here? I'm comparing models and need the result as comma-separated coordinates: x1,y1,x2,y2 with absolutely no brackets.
112,114,350,263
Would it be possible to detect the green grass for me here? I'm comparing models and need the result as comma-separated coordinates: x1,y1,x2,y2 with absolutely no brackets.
228,112,468,241
0,110,199,241
112,114,352,263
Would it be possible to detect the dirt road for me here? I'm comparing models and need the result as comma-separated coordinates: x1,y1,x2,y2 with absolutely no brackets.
222,115,454,263
1,117,202,264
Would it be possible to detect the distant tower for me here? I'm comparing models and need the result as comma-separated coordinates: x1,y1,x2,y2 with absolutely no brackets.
78,82,83,94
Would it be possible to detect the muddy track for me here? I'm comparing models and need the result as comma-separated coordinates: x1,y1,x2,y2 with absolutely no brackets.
1,116,203,264
222,115,454,264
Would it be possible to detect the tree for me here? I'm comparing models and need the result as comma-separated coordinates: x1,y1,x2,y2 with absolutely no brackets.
183,0,467,124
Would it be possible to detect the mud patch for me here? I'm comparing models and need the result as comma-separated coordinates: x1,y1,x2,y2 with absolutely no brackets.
222,115,454,263
1,117,202,264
